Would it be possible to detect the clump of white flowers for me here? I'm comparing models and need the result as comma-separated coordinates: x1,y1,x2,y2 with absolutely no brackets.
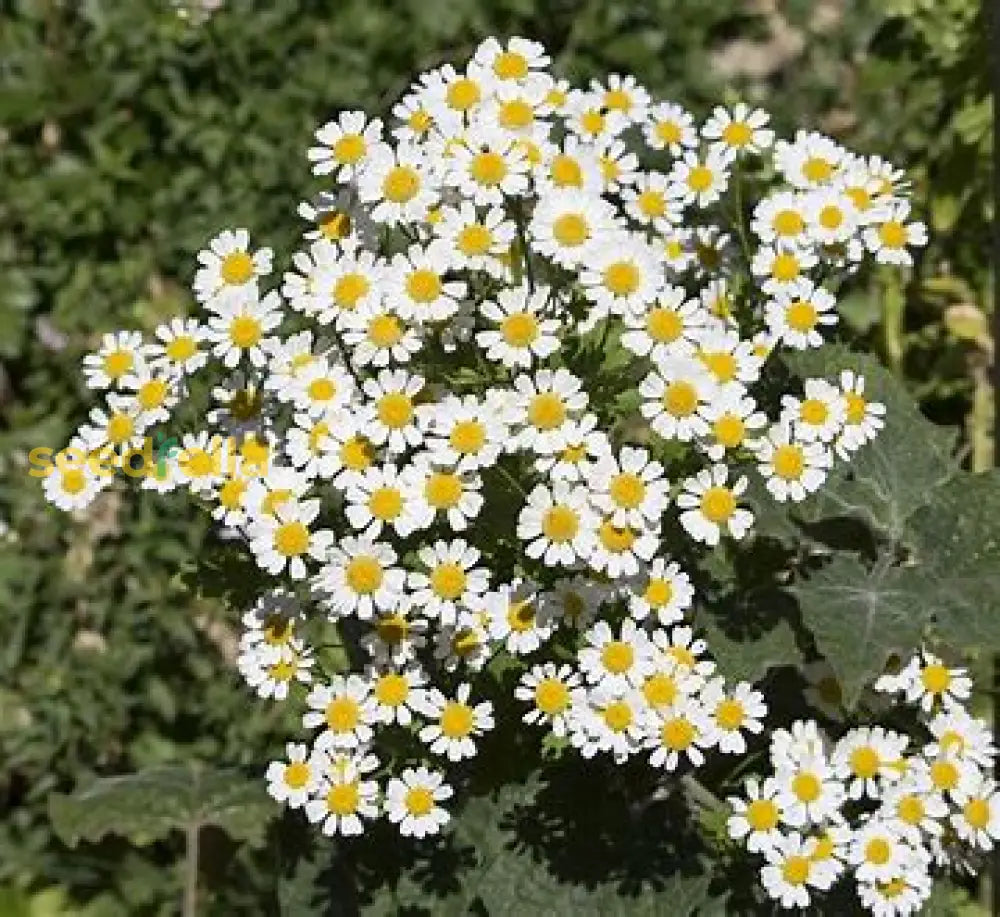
46,35,979,913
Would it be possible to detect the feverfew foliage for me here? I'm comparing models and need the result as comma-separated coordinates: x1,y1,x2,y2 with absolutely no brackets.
41,36,999,913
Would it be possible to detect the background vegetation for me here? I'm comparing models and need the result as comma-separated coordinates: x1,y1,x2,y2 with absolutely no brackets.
0,0,991,913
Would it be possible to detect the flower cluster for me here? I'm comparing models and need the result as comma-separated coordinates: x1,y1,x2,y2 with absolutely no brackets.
44,35,966,911
731,650,996,914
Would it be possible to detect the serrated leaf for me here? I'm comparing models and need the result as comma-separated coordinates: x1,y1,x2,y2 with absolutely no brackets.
782,345,957,538
700,616,801,684
790,556,931,708
905,470,1000,650
48,764,275,848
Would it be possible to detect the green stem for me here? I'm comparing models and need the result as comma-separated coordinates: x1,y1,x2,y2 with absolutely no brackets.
183,822,200,917
512,198,535,293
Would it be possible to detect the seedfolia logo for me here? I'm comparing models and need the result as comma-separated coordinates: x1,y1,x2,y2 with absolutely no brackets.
27,434,271,481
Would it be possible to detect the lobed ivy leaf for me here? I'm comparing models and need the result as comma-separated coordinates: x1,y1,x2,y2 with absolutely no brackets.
789,556,931,708
905,469,1000,650
781,345,957,539
48,764,275,849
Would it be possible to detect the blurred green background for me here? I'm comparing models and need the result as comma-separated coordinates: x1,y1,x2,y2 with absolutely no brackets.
0,0,991,914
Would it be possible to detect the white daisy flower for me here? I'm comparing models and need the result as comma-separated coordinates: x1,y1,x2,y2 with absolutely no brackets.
313,247,386,328
563,89,629,145
622,171,683,232
289,359,354,417
591,72,651,124
485,579,553,655
951,778,1000,850
780,378,847,444
639,357,718,442
515,663,583,736
644,101,698,156
343,462,419,538
754,424,833,503
512,368,588,454
698,384,767,462
578,618,655,693
517,481,597,567
423,394,507,472
472,36,550,84
759,833,837,910
702,678,767,754
404,458,484,532
645,696,712,770
247,498,333,580
41,447,109,511
416,682,494,762
477,284,561,369
897,650,973,713
834,369,886,458
765,280,838,350
702,103,774,156
804,187,860,245
668,148,732,207
82,330,149,389
387,242,466,324
304,757,380,837
676,464,754,546
578,234,664,327
384,767,453,838
303,675,378,752
751,243,819,297
528,189,620,269
694,326,763,387
727,777,786,854
313,536,405,620
621,288,706,362
589,446,669,529
625,557,693,625
239,640,313,701
206,289,283,368
307,110,385,181
360,369,430,453
148,318,208,375
342,302,422,368
361,607,428,668
194,228,272,304
407,538,491,626
357,143,438,225
265,742,323,809
751,190,810,247
366,664,428,726
864,200,928,266
832,726,909,800
774,130,845,189
573,687,648,763
446,126,530,206
533,413,612,483
849,820,911,884
434,202,516,277
596,140,640,193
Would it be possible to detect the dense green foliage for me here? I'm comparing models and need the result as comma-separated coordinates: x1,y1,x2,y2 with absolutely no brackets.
0,1,991,914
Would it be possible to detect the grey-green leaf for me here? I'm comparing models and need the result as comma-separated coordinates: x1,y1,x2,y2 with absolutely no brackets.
48,764,275,848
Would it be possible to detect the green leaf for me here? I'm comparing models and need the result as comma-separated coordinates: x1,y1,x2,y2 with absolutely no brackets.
700,615,802,684
48,764,275,848
782,345,957,539
905,470,1000,650
790,556,931,708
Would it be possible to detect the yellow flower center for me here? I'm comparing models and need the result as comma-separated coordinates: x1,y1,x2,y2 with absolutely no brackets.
405,269,442,304
261,488,292,516
368,314,403,347
283,762,311,789
921,663,952,695
440,701,474,738
598,520,636,552
457,223,493,256
644,578,673,608
662,380,698,417
930,758,959,791
897,795,925,825
642,672,678,707
637,190,666,218
501,312,539,347
714,414,745,448
865,839,891,866
700,486,736,523
341,436,373,471
771,253,800,282
332,133,365,164
722,121,753,146
404,786,435,816
425,472,463,509
494,50,528,79
603,701,633,732
268,659,296,682
369,486,402,520
446,77,480,111
609,472,645,509
326,782,360,815
103,349,133,379
552,213,589,247
845,393,867,424
601,640,634,674
229,316,262,348
579,109,605,136
325,696,359,732
499,99,533,129
772,444,806,481
850,746,881,779
333,273,369,309
165,336,197,362
647,307,682,343
374,672,409,706
792,772,821,803
535,678,570,714
430,562,467,600
506,600,535,632
183,448,216,478
220,251,254,285
450,420,485,454
773,210,804,236
218,478,246,509
803,157,834,183
307,378,337,402
451,627,480,657
799,398,829,426
746,799,779,831
137,379,169,410
377,393,414,429
528,392,567,430
470,151,507,186
700,351,737,383
818,205,843,229
786,300,818,332
661,717,696,749
382,166,420,203
61,468,88,494
686,165,713,192
320,211,351,240
274,521,310,557
549,155,582,187
603,261,641,296
407,109,432,134
541,505,579,542
655,120,681,144
715,698,746,730
965,798,991,830
880,879,907,899
781,856,810,886
603,88,631,111
345,555,383,594
106,412,135,444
